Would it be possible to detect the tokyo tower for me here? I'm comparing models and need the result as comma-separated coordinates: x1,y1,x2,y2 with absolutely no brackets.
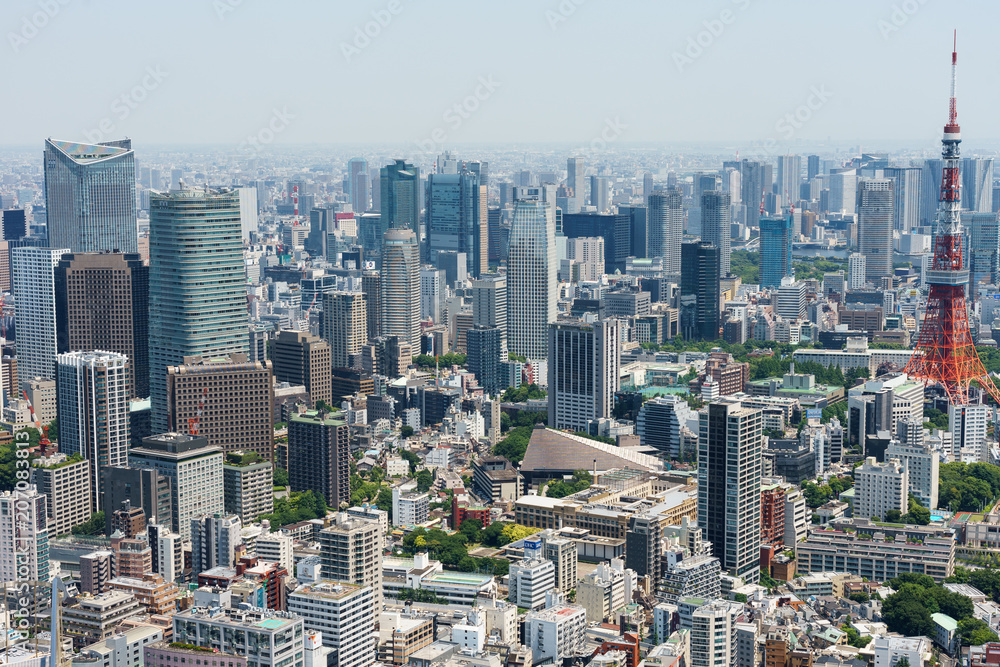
903,33,1000,405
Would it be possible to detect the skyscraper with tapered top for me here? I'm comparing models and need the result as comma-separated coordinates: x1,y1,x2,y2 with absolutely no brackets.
44,138,137,253
380,229,421,352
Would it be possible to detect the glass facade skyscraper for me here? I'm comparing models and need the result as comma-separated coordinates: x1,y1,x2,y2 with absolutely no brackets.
379,159,420,238
759,215,794,288
426,169,487,277
43,138,138,253
508,199,556,359
149,188,248,433
647,189,683,278
700,190,732,277
680,241,720,341
380,228,421,351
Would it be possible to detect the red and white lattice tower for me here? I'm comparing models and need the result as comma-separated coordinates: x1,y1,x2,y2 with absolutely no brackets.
903,33,1000,405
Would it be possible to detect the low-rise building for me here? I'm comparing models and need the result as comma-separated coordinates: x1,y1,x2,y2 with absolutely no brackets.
172,607,304,667
524,604,587,664
145,641,246,667
77,625,164,667
62,591,143,649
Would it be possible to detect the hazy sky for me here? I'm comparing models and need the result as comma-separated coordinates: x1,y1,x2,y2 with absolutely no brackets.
3,0,999,150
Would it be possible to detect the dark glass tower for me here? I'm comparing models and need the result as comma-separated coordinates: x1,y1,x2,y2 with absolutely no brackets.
680,241,720,341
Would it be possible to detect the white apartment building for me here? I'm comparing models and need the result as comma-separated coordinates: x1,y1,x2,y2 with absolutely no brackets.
855,457,908,521
524,603,587,664
886,440,940,509
287,581,374,667
509,558,556,611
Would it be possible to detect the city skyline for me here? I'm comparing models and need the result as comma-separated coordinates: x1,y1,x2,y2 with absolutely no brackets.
3,2,1000,151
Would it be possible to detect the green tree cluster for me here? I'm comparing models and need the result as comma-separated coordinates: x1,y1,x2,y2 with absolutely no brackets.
801,476,854,508
501,383,546,403
72,511,106,536
840,624,872,649
545,470,593,498
939,462,1000,512
260,491,328,527
882,573,977,639
399,449,420,473
400,527,509,575
924,408,950,430
493,425,534,464
400,425,414,439
273,467,289,487
413,353,467,369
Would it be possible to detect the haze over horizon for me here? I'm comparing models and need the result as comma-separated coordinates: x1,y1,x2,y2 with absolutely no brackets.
3,0,1000,153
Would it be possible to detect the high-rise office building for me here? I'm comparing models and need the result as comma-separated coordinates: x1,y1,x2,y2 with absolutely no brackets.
43,138,137,253
807,155,821,180
848,252,867,290
648,190,683,278
590,175,610,213
361,272,381,341
618,204,648,259
55,252,149,398
380,229,421,352
962,157,994,213
316,513,384,617
561,213,630,275
13,246,68,386
129,433,224,540
149,188,248,434
288,410,349,510
776,277,807,321
829,169,858,215
272,330,331,408
324,292,368,369
56,350,130,511
567,157,585,210
426,169,488,277
698,401,762,583
166,354,273,460
31,453,93,537
0,487,49,582
740,160,772,226
547,319,621,432
680,241,720,341
2,209,27,241
776,155,801,207
883,167,922,232
857,179,894,283
701,191,732,276
472,273,507,351
759,215,793,289
508,200,556,359
420,268,444,324
380,159,420,236
0,241,9,293
964,212,1000,289
347,157,369,214
467,326,504,396
287,582,375,667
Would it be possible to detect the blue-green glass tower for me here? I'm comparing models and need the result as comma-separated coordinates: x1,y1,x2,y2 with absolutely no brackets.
380,159,420,238
759,215,794,288
149,188,249,433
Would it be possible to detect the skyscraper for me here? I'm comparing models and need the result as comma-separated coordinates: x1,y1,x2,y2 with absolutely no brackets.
55,252,149,398
380,229,421,351
857,178,894,283
43,138,138,253
2,209,27,241
466,326,504,396
647,189,683,278
962,157,994,213
0,487,49,582
325,291,368,369
700,191,732,276
148,188,248,434
426,169,488,277
317,513,384,618
547,319,621,432
272,330,332,408
379,159,420,236
829,169,858,215
13,246,68,385
964,212,1000,288
507,199,556,359
347,157,369,214
472,273,507,352
567,157,585,211
590,175,609,213
883,167,922,232
680,241,720,341
807,155,821,180
618,204,648,259
740,160,772,227
56,350,131,510
698,401,762,584
361,272,381,341
848,252,867,290
776,155,801,207
288,409,349,510
759,215,793,289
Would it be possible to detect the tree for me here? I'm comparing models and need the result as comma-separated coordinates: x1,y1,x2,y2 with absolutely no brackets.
546,470,593,498
273,467,289,487
458,519,483,544
416,469,433,493
400,425,414,439
72,511,106,536
884,510,902,523
399,449,420,473
501,524,540,543
959,618,1000,646
849,592,870,604
493,426,533,464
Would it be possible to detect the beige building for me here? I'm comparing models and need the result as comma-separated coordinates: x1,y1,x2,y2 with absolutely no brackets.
325,292,368,369
272,329,331,407
166,354,274,459
317,513,384,618
223,453,274,524
25,377,56,424
31,452,93,536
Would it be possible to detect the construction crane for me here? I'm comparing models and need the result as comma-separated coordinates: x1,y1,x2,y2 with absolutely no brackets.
21,389,52,454
188,387,209,436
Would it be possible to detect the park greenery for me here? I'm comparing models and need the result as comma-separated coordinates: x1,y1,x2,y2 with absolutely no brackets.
414,353,467,369
493,425,534,464
501,383,546,403
882,573,997,646
939,462,1000,512
273,467,289,487
260,490,328,527
72,511,105,536
729,250,849,285
544,470,593,498
400,524,514,576
801,476,854,509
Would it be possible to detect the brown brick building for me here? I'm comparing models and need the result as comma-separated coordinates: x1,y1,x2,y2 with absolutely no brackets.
166,354,274,460
272,329,331,407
